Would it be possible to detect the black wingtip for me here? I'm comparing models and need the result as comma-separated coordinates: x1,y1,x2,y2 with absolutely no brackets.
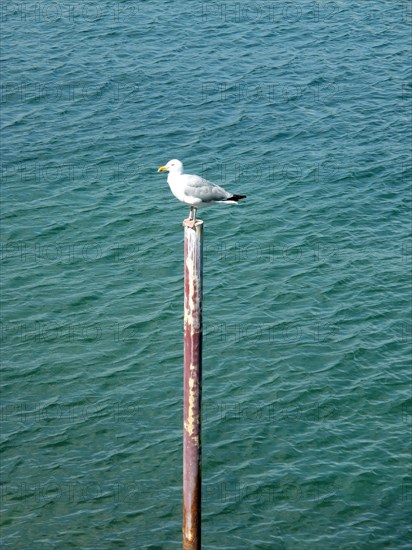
227,194,247,202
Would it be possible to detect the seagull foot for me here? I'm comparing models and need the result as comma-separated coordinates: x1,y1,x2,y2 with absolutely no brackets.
183,218,196,229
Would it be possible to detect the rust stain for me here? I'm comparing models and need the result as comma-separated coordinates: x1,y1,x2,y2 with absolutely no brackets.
184,373,195,435
183,477,201,548
184,369,199,446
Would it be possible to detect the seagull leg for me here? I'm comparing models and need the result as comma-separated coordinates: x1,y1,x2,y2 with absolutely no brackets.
184,206,197,229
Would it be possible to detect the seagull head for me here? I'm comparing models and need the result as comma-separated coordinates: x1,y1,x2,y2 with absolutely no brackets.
157,159,184,174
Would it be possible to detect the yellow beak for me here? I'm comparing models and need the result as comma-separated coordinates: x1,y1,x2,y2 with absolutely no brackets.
158,166,167,172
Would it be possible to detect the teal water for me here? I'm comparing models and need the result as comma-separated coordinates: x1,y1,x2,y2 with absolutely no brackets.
1,1,411,548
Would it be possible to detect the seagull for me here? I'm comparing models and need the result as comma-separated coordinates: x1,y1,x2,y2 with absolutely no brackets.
157,159,246,227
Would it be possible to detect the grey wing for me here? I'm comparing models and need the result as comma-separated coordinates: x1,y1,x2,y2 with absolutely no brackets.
183,174,231,202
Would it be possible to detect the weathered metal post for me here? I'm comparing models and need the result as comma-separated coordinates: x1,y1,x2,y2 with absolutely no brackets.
183,219,203,549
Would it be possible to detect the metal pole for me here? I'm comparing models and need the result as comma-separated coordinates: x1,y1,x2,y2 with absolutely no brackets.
183,219,203,550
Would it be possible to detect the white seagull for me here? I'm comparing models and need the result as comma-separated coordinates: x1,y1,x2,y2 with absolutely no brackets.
157,159,246,226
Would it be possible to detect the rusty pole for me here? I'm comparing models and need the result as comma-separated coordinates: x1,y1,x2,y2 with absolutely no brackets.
183,219,203,550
